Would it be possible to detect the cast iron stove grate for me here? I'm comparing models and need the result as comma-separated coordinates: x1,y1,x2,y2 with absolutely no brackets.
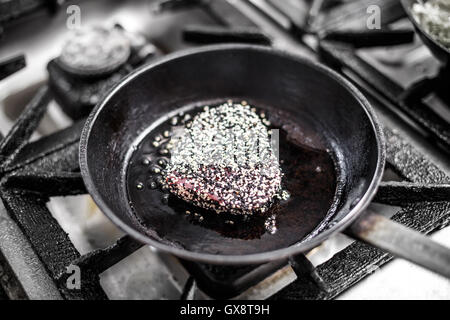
314,0,450,154
0,73,449,301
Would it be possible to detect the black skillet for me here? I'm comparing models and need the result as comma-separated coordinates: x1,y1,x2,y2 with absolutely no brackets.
80,44,450,278
401,0,450,66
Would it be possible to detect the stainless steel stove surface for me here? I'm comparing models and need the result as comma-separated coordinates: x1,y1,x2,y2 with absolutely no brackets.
0,0,449,300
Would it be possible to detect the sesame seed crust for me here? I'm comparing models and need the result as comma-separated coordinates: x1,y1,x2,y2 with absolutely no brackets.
163,102,283,215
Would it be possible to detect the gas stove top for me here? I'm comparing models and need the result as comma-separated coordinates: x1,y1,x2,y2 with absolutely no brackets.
0,0,449,300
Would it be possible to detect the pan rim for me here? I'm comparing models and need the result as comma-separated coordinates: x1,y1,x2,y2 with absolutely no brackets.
79,44,386,265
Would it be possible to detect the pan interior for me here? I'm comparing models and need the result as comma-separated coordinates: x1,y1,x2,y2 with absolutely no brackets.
126,101,339,255
82,46,381,261
401,0,450,65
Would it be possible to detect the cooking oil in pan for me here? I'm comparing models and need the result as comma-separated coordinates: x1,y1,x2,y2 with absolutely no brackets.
126,101,337,255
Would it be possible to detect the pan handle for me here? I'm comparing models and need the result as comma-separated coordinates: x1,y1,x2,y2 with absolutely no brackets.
345,211,450,279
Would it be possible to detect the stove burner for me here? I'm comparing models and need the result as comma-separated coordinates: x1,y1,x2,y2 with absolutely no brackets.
48,24,159,120
57,26,131,78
